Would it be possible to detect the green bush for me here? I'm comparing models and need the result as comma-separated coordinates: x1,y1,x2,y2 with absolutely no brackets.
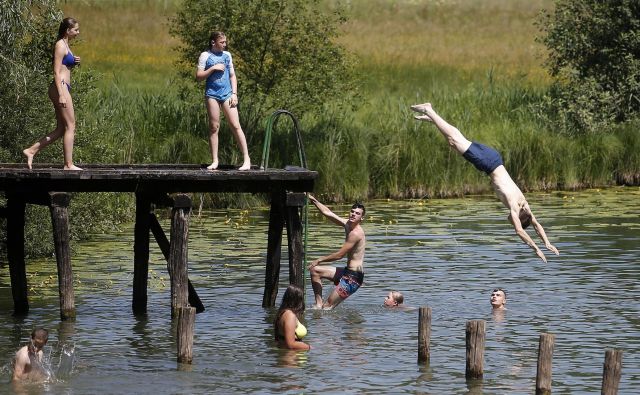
538,0,640,133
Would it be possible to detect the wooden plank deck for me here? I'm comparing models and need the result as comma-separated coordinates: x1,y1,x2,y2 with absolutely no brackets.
1,163,316,318
0,164,317,193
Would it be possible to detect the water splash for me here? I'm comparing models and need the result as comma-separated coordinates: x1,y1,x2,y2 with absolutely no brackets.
55,342,76,379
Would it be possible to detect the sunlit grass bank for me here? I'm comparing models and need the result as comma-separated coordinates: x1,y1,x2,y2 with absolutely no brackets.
336,0,552,85
60,0,639,202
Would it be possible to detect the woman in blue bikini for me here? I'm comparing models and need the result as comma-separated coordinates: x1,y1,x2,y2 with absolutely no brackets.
23,17,82,170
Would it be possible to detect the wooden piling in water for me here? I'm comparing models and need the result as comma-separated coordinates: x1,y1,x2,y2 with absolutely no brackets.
133,192,151,315
49,192,75,320
149,212,204,313
535,333,555,395
601,349,623,395
418,306,432,364
263,191,284,308
465,320,485,379
6,193,28,315
285,192,305,289
177,306,196,364
169,194,191,319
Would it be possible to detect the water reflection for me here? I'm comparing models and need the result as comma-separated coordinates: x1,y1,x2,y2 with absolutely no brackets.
0,188,638,393
276,349,308,369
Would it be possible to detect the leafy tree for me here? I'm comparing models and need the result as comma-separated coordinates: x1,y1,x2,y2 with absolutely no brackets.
538,0,640,133
0,0,61,163
171,0,356,132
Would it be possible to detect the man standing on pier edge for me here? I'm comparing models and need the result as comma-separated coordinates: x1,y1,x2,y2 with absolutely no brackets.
307,195,366,309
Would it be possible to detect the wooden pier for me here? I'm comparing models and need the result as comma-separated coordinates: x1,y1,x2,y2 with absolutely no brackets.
0,164,317,319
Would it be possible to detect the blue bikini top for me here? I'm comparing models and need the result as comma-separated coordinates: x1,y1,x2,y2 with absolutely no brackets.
61,41,75,68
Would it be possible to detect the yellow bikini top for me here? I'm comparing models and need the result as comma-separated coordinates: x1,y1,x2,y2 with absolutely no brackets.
295,319,307,340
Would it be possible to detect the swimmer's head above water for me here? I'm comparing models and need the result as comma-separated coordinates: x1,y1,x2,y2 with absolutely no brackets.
383,291,404,307
490,288,507,310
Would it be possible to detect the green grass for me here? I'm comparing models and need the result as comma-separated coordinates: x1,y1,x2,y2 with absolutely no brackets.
59,0,639,202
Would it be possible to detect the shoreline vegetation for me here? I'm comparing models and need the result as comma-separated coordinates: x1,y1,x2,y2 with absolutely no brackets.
61,0,639,202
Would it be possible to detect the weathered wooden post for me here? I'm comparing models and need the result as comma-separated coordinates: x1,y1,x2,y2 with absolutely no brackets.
49,192,75,320
6,194,28,315
418,306,432,364
601,349,623,395
465,320,485,379
169,194,191,319
536,333,555,395
285,192,305,289
263,190,284,307
177,306,196,364
133,192,151,315
149,212,204,313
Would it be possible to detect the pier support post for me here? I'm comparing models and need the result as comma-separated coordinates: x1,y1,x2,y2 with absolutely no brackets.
535,333,555,395
601,349,623,395
418,306,432,364
6,194,28,315
149,212,204,313
49,192,75,320
177,306,196,364
169,194,191,319
285,192,305,289
133,192,151,315
263,191,285,307
465,320,485,379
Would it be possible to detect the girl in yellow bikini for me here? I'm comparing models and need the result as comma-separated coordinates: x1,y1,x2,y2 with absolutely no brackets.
274,285,311,351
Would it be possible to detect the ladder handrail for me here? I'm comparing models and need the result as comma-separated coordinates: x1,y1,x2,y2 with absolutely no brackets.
260,109,308,170
260,109,310,295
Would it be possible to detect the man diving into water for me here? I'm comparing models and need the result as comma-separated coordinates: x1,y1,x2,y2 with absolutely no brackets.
308,195,366,309
411,103,559,263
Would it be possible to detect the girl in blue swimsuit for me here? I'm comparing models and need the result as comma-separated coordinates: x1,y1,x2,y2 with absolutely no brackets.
23,17,82,170
196,31,251,171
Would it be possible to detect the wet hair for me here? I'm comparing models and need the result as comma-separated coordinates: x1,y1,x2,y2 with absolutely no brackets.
519,209,532,229
57,17,78,40
274,285,305,339
209,31,226,49
391,291,404,305
492,288,507,299
351,201,366,216
29,328,48,352
31,328,49,342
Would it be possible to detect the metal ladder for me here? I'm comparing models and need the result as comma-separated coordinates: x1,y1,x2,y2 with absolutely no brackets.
260,109,310,291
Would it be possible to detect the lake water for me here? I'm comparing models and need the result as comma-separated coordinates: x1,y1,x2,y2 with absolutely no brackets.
1,187,638,394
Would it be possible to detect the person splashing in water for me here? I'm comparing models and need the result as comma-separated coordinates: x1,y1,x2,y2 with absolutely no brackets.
13,328,51,382
411,103,559,263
